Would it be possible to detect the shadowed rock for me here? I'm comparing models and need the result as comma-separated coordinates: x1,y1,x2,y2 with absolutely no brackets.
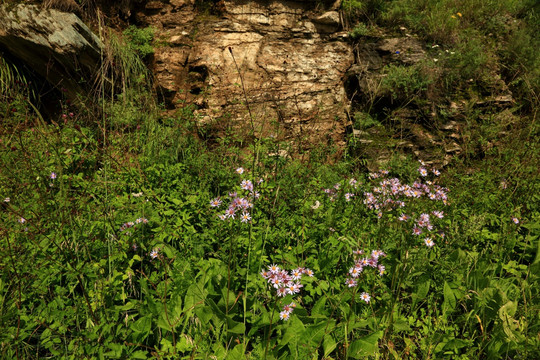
0,4,102,105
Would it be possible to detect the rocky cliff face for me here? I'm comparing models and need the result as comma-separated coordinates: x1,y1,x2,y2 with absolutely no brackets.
136,0,354,148
1,1,517,162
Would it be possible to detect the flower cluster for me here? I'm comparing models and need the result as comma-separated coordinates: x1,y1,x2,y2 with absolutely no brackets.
398,162,447,247
323,183,341,201
119,217,149,234
279,302,297,321
364,164,448,243
364,174,447,217
211,168,260,223
344,249,386,303
402,208,446,248
261,264,314,320
323,178,359,202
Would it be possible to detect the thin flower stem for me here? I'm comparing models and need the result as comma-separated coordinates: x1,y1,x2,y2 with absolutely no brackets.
264,297,278,359
344,286,358,359
226,234,234,317
243,214,253,346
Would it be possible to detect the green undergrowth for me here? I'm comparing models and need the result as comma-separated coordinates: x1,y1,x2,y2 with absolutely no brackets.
343,0,539,123
1,84,538,360
1,8,539,360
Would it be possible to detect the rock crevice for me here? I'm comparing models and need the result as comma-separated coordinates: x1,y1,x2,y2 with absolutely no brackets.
139,0,354,147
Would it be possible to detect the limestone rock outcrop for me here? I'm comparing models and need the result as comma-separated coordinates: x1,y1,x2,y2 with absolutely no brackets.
137,0,355,148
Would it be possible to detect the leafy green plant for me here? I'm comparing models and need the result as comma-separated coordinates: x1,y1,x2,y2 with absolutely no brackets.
349,22,370,39
380,63,432,101
354,111,381,130
122,25,155,58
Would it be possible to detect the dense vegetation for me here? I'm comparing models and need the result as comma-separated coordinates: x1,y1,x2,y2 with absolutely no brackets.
1,0,539,359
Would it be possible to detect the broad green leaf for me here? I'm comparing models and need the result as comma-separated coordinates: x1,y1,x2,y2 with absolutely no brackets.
157,314,172,331
301,321,328,345
131,316,151,334
195,306,213,325
443,281,456,311
323,334,337,357
226,317,245,334
311,295,327,316
226,344,246,359
393,317,411,332
348,331,383,358
130,350,149,359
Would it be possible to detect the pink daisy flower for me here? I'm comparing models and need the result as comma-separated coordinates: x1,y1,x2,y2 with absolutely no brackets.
360,292,371,303
346,278,357,287
210,197,222,207
280,310,291,320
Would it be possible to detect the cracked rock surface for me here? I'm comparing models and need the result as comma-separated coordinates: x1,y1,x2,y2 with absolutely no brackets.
138,0,354,147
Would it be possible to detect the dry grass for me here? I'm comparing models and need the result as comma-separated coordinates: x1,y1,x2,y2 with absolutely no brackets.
42,0,81,14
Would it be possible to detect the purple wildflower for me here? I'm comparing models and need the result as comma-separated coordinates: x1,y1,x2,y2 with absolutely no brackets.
210,197,222,207
346,278,357,287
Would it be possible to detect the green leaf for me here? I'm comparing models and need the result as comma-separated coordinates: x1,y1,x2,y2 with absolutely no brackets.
281,316,305,346
393,317,411,332
226,344,246,359
226,317,245,334
323,334,337,357
302,321,328,346
195,306,213,325
157,316,171,332
131,316,151,334
311,296,327,316
443,281,456,311
176,336,194,352
130,350,149,359
118,301,135,311
413,278,430,308
348,331,383,358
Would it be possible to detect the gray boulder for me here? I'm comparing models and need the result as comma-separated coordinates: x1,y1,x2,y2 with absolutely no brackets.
0,4,103,105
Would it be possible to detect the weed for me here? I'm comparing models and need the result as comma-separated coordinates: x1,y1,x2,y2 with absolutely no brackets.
122,25,155,58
